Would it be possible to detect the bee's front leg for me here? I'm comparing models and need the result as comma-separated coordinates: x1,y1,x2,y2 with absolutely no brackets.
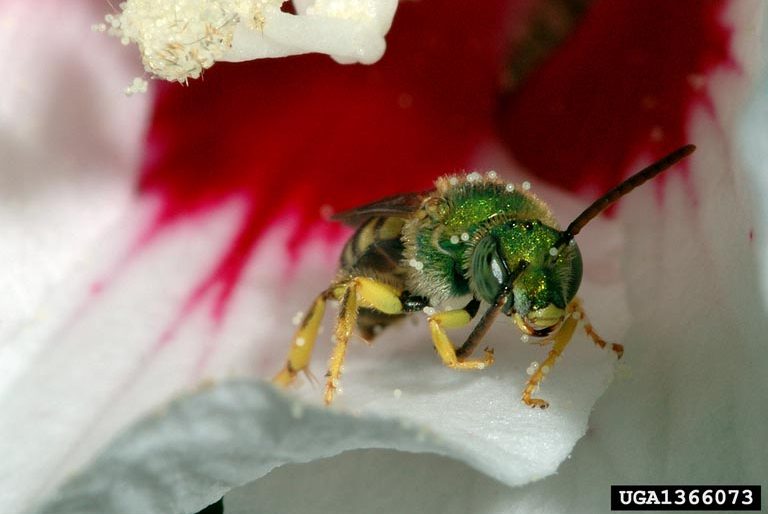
521,311,579,409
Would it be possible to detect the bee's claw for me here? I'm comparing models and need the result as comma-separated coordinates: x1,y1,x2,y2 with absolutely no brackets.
522,396,550,409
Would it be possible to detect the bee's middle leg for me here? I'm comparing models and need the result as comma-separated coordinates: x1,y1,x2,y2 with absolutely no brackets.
428,299,494,370
324,277,403,405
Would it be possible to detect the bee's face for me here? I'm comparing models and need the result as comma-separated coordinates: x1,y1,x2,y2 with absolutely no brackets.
468,224,582,338
506,266,570,336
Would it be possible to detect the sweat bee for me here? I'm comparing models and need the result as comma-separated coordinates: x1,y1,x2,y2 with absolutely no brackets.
274,145,695,408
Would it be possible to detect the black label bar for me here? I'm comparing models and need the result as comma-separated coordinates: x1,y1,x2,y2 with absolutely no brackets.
611,485,761,511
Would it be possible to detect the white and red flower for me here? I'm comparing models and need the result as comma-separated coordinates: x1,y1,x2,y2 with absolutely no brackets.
1,1,766,513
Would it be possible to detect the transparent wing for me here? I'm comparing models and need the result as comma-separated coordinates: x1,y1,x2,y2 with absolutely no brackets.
331,190,428,226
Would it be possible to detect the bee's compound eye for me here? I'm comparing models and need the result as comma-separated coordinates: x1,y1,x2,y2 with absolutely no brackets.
471,236,510,303
489,257,505,284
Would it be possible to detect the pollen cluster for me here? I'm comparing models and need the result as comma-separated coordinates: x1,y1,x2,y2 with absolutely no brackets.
104,0,282,83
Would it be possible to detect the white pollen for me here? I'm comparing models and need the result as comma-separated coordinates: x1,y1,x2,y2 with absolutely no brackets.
124,77,148,96
409,258,418,268
450,235,460,244
571,311,582,320
101,0,283,83
393,388,403,399
505,183,515,192
526,361,539,375
522,181,531,191
449,177,459,186
460,232,470,242
295,337,306,347
423,306,436,316
569,239,576,246
336,387,344,395
292,311,304,326
521,334,530,343
486,170,498,179
467,172,481,182
549,247,559,257
477,363,486,370
414,260,424,270
541,365,551,375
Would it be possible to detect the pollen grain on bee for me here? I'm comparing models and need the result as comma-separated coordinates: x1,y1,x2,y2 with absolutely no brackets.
466,171,482,182
450,235,460,244
409,258,424,270
522,181,531,191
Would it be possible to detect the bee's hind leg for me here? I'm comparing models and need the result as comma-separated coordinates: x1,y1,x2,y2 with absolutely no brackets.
273,289,333,388
571,297,624,358
324,277,404,405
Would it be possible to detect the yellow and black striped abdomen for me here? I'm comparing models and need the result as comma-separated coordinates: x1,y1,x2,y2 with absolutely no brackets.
339,216,410,340
340,216,407,276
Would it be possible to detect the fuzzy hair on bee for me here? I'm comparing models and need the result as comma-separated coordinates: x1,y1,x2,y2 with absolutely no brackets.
273,145,696,408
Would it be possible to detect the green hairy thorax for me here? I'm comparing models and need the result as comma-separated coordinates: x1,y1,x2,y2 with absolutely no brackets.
401,173,573,307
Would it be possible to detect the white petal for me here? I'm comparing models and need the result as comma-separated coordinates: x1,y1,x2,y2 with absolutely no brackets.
17,188,620,513
0,2,149,390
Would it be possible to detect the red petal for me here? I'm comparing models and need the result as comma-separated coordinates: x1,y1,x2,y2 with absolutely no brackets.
498,0,735,195
138,0,514,319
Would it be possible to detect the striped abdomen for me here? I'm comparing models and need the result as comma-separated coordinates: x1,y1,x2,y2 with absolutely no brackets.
339,216,409,340
340,216,407,277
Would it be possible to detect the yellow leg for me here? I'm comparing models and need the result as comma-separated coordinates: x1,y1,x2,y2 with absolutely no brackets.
521,312,579,409
571,297,624,358
428,309,495,370
273,290,331,387
324,277,403,405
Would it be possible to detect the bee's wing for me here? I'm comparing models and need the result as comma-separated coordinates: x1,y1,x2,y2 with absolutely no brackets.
331,190,429,227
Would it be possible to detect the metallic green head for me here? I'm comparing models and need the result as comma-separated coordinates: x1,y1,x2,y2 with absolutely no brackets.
468,220,582,336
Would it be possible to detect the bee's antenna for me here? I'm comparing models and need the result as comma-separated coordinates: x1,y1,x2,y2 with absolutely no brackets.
554,144,696,250
455,259,528,359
